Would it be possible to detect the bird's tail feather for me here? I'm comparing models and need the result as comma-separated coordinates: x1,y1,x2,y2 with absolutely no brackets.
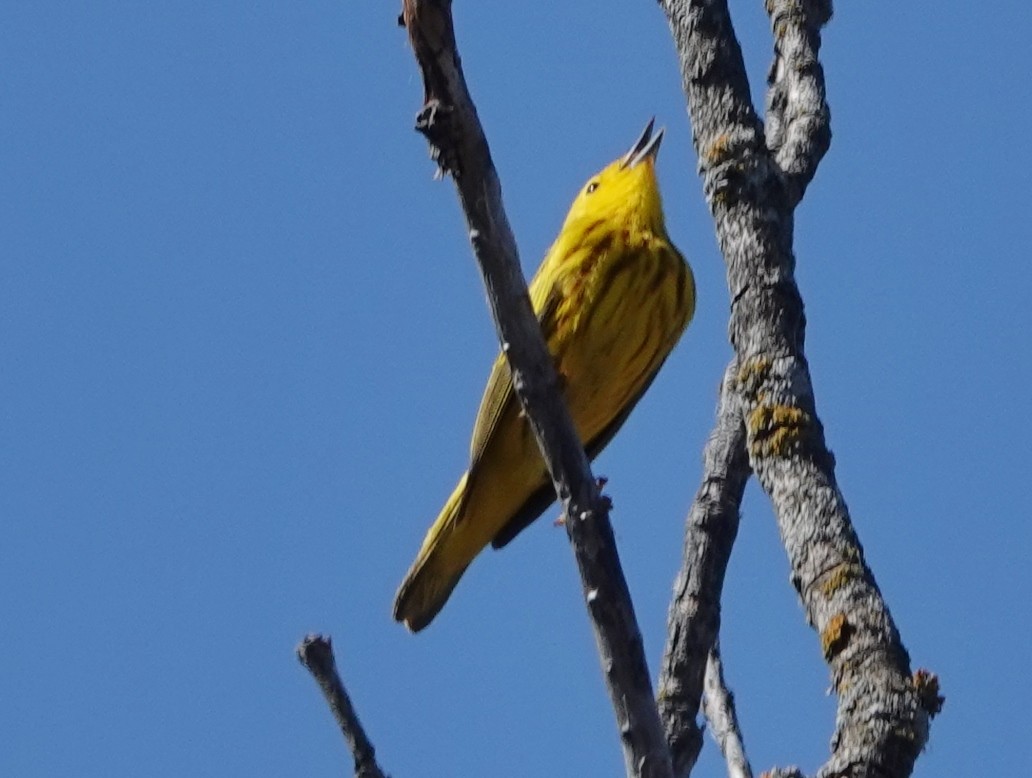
393,474,476,632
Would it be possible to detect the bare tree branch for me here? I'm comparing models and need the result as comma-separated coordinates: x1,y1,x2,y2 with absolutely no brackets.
701,642,752,778
658,360,750,776
764,0,833,206
399,2,672,774
658,1,937,775
296,635,389,778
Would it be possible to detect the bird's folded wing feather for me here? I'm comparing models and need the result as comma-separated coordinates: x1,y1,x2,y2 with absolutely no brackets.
468,256,563,469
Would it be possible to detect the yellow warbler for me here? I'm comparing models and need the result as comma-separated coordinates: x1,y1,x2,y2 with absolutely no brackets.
394,120,695,632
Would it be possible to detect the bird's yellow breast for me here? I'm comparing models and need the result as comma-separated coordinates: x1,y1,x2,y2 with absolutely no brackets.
533,226,694,445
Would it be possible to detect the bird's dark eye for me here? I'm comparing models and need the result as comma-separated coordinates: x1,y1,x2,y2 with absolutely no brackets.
586,181,600,194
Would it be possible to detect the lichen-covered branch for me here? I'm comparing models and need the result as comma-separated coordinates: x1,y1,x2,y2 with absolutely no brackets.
297,635,389,778
657,0,938,775
702,643,752,778
399,2,672,775
657,361,749,776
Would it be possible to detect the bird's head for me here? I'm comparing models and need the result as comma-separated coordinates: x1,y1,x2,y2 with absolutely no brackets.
560,119,668,237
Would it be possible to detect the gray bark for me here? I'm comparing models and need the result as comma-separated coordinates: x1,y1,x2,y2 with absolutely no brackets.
658,361,749,775
702,642,752,778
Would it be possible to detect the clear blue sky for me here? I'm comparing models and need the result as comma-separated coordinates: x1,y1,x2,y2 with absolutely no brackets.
3,2,1029,776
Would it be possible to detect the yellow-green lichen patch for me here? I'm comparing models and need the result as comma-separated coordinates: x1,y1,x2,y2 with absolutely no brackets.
735,356,773,398
747,402,813,458
820,612,851,660
819,562,860,598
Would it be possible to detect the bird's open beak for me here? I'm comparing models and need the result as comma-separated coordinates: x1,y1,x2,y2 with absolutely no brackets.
621,118,664,169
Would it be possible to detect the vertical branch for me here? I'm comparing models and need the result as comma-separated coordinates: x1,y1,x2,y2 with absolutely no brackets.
657,0,939,775
658,360,750,776
297,635,389,778
400,2,671,775
764,0,833,206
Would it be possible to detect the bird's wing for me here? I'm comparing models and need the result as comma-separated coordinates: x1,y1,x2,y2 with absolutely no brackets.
468,255,563,468
489,362,663,549
467,351,514,466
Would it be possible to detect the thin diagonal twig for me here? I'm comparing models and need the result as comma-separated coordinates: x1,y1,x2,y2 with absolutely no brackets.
702,642,752,778
297,635,388,778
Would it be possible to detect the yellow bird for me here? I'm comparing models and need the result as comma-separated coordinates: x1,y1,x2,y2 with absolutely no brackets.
394,120,696,632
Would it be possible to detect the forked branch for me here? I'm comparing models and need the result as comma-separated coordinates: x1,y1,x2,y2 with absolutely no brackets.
657,0,939,775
